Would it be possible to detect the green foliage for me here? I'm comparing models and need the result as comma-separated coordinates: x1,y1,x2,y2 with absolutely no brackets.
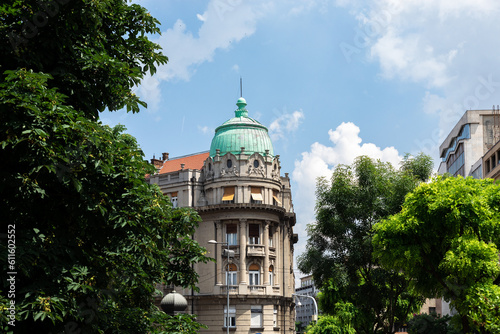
373,176,500,333
298,155,432,333
408,313,459,334
0,69,211,332
305,303,356,334
0,0,168,118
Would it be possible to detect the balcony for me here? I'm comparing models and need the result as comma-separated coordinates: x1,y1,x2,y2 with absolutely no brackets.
269,247,276,258
221,286,239,294
247,244,265,257
249,285,265,293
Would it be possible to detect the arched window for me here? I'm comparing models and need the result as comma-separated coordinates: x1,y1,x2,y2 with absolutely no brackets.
226,263,237,286
269,265,274,286
249,263,260,286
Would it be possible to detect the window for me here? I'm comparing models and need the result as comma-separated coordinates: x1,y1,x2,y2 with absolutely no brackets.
226,263,237,286
250,187,263,204
269,265,274,286
249,224,260,244
249,264,260,286
226,224,238,246
226,159,233,168
273,305,278,328
273,190,282,206
222,187,235,204
170,192,178,208
251,305,262,328
253,159,260,168
269,227,273,247
224,306,236,328
429,307,436,314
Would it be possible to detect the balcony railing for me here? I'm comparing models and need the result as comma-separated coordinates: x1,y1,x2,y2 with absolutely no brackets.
221,286,239,294
247,244,265,257
249,285,265,293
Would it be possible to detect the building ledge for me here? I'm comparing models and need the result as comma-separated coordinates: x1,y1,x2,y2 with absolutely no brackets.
197,203,286,214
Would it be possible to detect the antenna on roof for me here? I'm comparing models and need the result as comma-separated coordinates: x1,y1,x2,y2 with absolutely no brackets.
240,77,242,97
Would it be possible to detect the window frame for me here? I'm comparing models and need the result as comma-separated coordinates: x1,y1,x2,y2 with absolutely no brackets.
224,305,236,328
250,305,263,328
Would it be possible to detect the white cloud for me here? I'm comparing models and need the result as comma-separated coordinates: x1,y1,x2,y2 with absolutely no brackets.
137,0,271,110
292,122,401,263
343,0,500,153
198,125,213,135
269,110,305,141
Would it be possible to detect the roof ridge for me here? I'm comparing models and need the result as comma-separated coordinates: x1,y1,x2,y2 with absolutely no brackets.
167,150,210,161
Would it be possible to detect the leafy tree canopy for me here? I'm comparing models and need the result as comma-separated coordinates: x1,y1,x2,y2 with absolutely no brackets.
373,176,500,333
298,154,432,333
305,303,357,334
1,0,167,118
0,1,211,333
0,69,211,333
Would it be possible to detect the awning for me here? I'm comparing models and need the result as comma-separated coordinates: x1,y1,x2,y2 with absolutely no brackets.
273,191,282,205
222,187,235,201
251,187,263,201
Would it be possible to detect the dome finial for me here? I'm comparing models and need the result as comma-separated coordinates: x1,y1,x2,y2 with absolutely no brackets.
235,97,248,117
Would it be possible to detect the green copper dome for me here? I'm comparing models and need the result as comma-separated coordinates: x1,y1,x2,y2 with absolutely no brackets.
209,98,274,157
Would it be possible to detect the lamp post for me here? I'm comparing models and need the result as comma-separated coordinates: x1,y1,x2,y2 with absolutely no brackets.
208,240,234,334
293,293,319,327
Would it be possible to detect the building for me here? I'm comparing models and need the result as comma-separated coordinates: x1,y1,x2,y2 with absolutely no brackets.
428,107,500,320
148,97,298,333
438,107,500,179
295,275,319,332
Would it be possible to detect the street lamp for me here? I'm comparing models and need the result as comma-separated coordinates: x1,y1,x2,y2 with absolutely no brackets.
293,293,319,324
208,239,234,334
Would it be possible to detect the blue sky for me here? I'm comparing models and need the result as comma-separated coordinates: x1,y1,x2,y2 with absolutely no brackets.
102,0,500,278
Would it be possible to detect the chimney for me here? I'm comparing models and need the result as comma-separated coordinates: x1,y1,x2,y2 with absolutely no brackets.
162,152,169,161
150,154,164,170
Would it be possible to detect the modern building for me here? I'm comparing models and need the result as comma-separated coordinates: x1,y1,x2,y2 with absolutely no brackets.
428,106,500,320
148,97,298,333
438,107,500,179
295,275,319,332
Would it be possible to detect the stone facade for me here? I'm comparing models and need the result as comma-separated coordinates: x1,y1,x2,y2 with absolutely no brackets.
148,98,298,333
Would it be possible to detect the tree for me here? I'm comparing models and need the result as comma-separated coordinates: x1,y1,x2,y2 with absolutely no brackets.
298,154,432,333
1,0,167,118
407,313,460,334
0,69,211,333
0,1,211,332
373,176,500,333
305,302,357,334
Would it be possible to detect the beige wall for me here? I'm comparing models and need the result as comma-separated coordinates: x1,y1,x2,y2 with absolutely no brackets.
150,151,297,333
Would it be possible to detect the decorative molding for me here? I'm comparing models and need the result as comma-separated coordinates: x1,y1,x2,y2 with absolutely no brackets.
247,164,265,177
221,166,239,177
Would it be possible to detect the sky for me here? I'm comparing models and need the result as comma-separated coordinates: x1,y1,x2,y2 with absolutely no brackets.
102,0,500,282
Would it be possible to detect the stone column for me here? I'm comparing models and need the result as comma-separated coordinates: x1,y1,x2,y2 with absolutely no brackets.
215,220,223,286
239,218,247,284
276,224,281,292
263,221,270,285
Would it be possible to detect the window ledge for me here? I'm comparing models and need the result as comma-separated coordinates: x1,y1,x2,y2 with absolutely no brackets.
250,327,264,331
273,327,280,331
222,327,236,331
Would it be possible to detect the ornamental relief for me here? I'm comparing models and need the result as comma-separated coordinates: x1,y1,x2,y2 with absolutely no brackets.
221,166,239,177
247,164,265,177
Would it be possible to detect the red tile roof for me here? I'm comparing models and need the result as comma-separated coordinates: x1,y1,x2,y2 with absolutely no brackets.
158,151,209,174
